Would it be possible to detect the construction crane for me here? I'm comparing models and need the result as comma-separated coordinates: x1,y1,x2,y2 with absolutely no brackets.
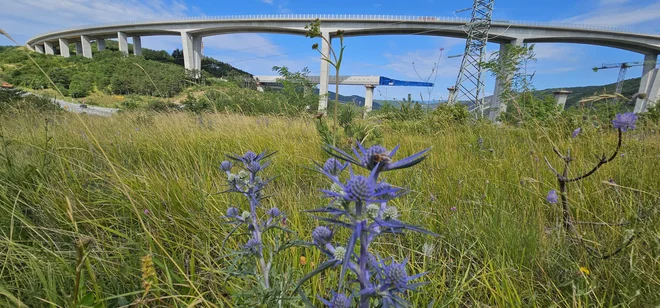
592,61,656,94
449,0,495,119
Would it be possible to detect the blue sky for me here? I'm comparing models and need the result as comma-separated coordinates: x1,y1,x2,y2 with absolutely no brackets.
2,0,659,101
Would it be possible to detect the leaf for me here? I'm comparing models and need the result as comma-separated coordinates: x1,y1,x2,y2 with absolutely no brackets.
310,215,352,228
0,284,27,307
294,259,340,292
339,222,361,290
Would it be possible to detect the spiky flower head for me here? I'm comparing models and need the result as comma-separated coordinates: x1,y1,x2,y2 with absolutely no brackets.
329,292,352,308
367,253,379,269
226,206,239,218
246,161,261,173
571,127,582,138
344,175,374,202
323,157,348,176
384,260,409,290
612,112,638,132
220,160,233,172
267,207,281,218
241,211,251,220
363,145,391,169
238,170,250,181
366,203,380,218
330,183,344,195
333,246,346,261
312,226,333,245
375,182,398,199
243,238,261,255
383,206,399,220
242,151,258,163
546,190,558,204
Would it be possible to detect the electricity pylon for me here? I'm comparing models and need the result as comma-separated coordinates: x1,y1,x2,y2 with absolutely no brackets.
449,0,495,118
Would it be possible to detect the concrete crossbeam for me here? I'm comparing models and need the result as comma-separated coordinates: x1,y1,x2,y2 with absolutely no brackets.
634,53,658,113
118,32,129,55
97,39,106,51
81,35,92,58
75,41,83,55
132,36,142,55
318,31,331,115
44,42,55,55
488,38,523,121
59,38,70,57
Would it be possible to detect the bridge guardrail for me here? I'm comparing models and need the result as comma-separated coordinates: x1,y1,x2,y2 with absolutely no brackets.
31,14,658,42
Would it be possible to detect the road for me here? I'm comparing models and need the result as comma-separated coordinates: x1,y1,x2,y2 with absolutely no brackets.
24,92,118,116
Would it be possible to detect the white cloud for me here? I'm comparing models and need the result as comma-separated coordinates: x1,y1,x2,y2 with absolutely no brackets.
261,0,274,3
562,1,660,27
531,44,581,62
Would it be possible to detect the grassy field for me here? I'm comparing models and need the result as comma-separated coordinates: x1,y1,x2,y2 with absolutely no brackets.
0,109,659,307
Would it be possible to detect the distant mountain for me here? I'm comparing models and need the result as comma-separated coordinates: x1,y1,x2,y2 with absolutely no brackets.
334,77,644,110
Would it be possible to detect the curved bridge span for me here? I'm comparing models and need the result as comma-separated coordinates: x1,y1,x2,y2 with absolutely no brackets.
26,15,660,116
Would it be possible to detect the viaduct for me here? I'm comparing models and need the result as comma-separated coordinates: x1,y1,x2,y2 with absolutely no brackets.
25,15,660,118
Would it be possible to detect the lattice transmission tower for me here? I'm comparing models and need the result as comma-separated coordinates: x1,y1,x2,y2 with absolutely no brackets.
449,0,495,118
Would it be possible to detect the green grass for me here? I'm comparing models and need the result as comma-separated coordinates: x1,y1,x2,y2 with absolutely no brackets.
0,110,659,307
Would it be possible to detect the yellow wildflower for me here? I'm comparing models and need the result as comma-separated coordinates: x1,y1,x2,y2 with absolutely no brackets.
299,255,307,266
579,266,590,275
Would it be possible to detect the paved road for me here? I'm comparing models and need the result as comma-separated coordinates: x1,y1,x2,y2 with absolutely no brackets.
25,92,118,116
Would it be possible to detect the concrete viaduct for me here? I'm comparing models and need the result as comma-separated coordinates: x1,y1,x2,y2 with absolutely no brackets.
25,14,660,117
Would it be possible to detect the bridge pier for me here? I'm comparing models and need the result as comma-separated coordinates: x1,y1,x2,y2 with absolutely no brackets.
181,31,202,78
34,44,44,54
364,85,375,115
553,90,572,109
132,36,142,55
634,52,658,113
193,36,202,73
488,38,522,121
118,32,129,55
318,31,331,115
44,42,55,55
97,39,106,51
75,42,83,56
59,38,70,57
81,35,93,58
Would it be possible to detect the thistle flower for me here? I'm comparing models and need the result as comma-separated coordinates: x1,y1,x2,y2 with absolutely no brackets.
312,226,333,245
267,207,281,218
243,238,261,256
571,127,582,138
242,151,258,163
246,161,262,173
344,175,374,202
366,203,380,218
220,160,233,172
241,211,251,220
319,291,352,308
323,157,348,176
226,206,239,218
383,206,399,220
612,112,638,132
323,140,431,174
384,260,409,290
333,246,346,260
546,190,559,204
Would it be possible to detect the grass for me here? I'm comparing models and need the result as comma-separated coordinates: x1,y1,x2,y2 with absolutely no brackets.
0,109,659,307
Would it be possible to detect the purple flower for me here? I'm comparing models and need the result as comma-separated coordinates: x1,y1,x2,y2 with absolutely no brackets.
571,127,582,138
242,151,258,163
226,206,239,217
612,112,638,132
312,226,333,245
143,209,149,215
220,160,233,172
384,259,409,290
319,291,352,308
246,161,262,173
323,157,348,176
266,207,281,217
323,140,430,173
450,206,457,211
546,190,559,204
243,238,261,256
344,175,374,202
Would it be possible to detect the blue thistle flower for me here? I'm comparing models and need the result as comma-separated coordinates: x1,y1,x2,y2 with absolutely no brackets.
384,259,409,290
571,127,581,138
242,151,258,163
323,158,348,176
267,207,281,218
323,140,431,173
344,175,374,202
220,160,233,172
612,112,638,132
319,291,352,308
226,207,239,218
546,190,559,204
246,161,262,173
312,226,333,245
243,238,261,256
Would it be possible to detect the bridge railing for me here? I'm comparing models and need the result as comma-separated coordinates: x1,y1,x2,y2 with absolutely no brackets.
32,14,657,41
